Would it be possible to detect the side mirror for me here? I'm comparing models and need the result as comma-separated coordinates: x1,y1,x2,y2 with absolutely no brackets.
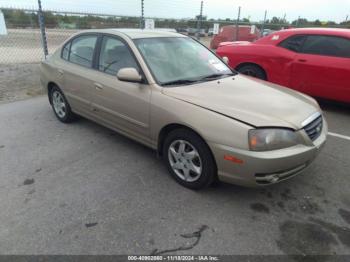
117,68,142,83
222,56,229,64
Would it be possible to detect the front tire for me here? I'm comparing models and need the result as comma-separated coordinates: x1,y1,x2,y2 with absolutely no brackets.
163,129,216,190
50,86,76,123
238,64,266,80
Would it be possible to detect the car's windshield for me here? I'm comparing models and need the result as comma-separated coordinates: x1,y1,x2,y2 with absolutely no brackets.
134,37,234,86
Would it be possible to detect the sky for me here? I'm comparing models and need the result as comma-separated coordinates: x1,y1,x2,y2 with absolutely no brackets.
0,0,349,23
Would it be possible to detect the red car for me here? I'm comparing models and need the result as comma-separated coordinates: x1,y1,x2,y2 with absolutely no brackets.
216,28,350,103
210,25,260,49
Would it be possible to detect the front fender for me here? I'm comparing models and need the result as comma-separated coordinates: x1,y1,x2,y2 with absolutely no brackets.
150,90,251,150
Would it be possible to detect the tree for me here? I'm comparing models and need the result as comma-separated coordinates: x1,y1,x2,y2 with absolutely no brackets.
291,18,308,26
270,16,280,24
314,19,322,26
43,11,58,27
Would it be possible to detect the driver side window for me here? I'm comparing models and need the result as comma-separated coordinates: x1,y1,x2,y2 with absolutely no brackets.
98,36,139,75
279,35,306,52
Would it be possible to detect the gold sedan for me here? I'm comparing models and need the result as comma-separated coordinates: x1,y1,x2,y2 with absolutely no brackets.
40,29,327,189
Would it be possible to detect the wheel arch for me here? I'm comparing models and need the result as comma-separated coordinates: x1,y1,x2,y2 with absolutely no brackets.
235,62,268,80
157,123,218,172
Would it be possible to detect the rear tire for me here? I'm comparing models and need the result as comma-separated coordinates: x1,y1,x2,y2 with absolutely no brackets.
163,129,216,190
50,86,76,123
238,64,266,80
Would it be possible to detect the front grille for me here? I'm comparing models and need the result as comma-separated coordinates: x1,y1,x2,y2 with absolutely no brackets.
303,115,323,141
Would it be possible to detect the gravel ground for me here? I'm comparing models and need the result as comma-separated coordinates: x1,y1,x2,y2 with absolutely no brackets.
0,63,42,104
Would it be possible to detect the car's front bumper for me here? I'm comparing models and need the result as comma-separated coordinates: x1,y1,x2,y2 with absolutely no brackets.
209,120,328,187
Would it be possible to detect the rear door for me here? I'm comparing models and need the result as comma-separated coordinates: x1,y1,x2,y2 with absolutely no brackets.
291,35,350,102
59,34,99,115
90,35,151,142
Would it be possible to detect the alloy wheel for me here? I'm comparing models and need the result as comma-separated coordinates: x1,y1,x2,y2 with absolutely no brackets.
52,91,67,119
168,139,202,182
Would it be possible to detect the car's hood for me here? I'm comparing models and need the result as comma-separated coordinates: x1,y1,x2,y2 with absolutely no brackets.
161,75,320,129
218,41,252,47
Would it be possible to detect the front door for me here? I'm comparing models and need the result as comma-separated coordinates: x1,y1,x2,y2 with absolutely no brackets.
90,35,151,142
290,35,350,102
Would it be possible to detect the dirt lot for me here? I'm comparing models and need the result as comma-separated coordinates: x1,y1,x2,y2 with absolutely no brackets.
0,29,77,64
0,29,77,104
0,63,42,104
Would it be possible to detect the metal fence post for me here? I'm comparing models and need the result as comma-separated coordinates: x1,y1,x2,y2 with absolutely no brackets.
261,10,267,38
140,0,144,29
235,6,241,41
37,0,48,58
196,1,203,40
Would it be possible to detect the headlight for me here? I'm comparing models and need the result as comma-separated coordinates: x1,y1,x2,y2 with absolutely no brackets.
249,128,299,151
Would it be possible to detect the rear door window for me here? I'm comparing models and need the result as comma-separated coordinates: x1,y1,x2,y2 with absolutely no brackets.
279,35,307,52
301,35,350,58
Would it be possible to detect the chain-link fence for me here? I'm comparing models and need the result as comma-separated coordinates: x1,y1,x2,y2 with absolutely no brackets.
0,7,285,65
0,0,349,65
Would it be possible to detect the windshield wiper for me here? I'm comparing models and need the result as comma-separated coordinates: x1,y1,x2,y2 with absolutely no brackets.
198,73,234,81
161,73,235,86
162,79,200,86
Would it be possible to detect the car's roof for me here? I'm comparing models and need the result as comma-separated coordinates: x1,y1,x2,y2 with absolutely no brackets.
78,28,186,39
280,27,350,36
255,27,350,44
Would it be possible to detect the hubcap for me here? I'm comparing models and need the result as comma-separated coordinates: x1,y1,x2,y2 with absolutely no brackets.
168,140,202,182
52,91,66,118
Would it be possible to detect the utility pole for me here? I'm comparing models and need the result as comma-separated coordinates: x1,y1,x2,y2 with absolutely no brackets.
196,1,203,40
260,10,267,38
140,0,144,29
37,0,48,58
346,15,349,22
235,6,241,41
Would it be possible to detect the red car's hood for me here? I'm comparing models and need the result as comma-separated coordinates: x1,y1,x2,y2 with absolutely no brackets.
218,41,252,47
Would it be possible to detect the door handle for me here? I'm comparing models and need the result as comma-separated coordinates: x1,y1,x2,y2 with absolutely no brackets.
94,83,103,90
298,59,307,63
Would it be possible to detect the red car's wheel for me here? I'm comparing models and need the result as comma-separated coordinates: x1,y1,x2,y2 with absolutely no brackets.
238,64,267,80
